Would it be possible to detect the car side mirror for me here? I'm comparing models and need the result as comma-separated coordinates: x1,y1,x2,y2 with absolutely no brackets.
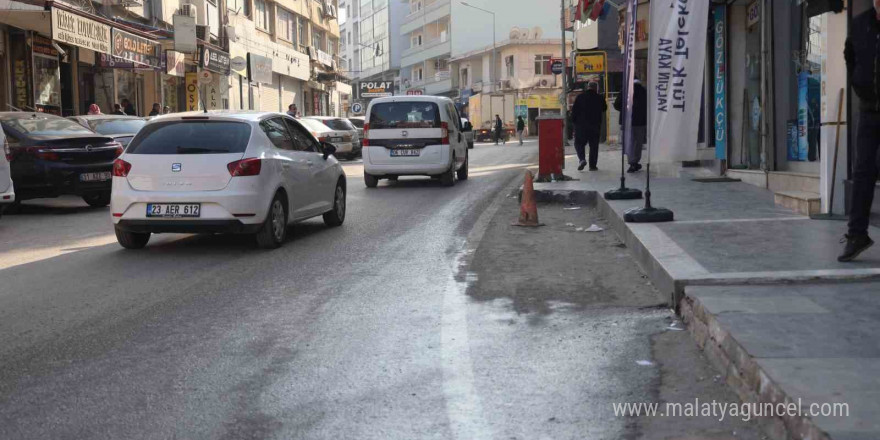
463,123,472,132
321,142,337,159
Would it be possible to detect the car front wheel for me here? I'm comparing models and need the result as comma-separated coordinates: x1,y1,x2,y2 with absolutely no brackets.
323,180,346,227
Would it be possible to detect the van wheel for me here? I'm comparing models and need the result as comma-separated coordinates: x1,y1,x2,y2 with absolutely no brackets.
115,226,150,249
255,193,287,249
440,157,456,187
323,180,346,227
456,152,468,181
364,172,379,188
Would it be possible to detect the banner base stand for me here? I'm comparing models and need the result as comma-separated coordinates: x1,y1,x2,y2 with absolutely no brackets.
624,206,674,223
605,187,643,200
809,213,848,221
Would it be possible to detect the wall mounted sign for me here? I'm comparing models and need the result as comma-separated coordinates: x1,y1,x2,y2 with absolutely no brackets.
360,81,393,98
112,28,161,68
201,45,231,75
51,7,111,54
185,72,200,111
713,5,727,160
247,53,273,84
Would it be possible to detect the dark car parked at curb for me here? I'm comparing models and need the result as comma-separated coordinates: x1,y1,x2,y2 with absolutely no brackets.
68,115,148,148
1,112,123,207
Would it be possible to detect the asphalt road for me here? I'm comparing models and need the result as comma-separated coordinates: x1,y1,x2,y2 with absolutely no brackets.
0,139,765,440
0,141,541,439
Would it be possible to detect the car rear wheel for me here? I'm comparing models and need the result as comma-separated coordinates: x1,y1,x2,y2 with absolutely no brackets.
323,180,346,227
255,193,287,249
440,157,456,187
457,152,469,181
364,172,379,188
115,226,150,249
83,191,111,208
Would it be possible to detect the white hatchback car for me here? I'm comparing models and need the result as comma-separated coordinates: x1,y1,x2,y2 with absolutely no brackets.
363,96,469,187
111,111,347,249
0,130,15,216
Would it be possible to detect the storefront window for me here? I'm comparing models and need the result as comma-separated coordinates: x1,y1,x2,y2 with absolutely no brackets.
117,70,139,116
163,74,184,112
743,3,762,169
33,55,61,111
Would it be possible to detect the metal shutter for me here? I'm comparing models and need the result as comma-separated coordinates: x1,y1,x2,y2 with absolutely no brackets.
260,73,281,112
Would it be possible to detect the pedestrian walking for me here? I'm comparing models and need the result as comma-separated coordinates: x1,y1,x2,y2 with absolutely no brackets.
111,104,125,115
571,82,607,171
87,104,102,115
840,3,880,262
121,99,136,116
613,78,647,173
148,103,161,116
516,116,526,145
494,115,505,145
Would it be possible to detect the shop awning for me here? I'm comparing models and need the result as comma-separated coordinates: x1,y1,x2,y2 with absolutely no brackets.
0,0,50,34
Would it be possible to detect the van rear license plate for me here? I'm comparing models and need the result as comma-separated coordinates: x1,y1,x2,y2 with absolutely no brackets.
146,203,201,218
391,149,420,157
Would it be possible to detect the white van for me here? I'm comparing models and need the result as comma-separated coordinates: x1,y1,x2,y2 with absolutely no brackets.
0,129,15,216
362,96,470,187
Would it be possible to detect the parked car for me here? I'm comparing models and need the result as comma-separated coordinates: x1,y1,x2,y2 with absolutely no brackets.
348,116,365,141
1,112,122,207
299,117,360,160
460,117,474,149
68,115,148,148
110,111,347,249
0,129,14,216
363,96,469,187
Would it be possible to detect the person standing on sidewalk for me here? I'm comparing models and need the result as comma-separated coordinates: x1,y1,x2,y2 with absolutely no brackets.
494,115,505,145
840,3,880,262
613,78,648,173
516,116,526,145
571,82,607,171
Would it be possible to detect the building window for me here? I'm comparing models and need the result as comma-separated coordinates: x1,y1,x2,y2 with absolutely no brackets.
328,38,337,57
298,16,308,51
411,34,422,48
412,0,421,13
506,55,514,78
254,0,270,31
312,31,324,51
534,55,552,75
413,68,423,82
277,8,296,43
461,68,469,86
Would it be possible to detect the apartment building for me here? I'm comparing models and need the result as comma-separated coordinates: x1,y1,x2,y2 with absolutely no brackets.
0,0,348,117
398,0,453,97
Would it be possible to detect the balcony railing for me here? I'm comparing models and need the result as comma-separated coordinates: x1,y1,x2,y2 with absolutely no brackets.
401,36,449,59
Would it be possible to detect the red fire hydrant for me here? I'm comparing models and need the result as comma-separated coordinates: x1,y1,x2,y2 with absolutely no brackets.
537,114,565,179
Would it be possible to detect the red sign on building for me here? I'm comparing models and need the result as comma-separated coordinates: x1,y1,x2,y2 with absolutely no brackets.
406,89,424,96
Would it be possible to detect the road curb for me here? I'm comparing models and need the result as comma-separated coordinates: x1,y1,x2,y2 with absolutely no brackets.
527,185,840,440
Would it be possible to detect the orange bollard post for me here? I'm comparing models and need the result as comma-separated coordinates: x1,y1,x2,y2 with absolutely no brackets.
515,170,541,227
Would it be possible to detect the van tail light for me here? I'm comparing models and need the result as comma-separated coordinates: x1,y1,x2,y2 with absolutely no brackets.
227,158,262,177
318,136,329,143
362,123,370,147
441,122,449,145
113,159,132,177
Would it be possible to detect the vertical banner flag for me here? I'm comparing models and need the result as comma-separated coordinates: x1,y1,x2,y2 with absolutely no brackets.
713,5,727,160
796,71,809,161
622,0,638,161
648,0,711,162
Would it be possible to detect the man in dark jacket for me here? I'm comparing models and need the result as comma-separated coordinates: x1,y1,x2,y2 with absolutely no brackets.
613,79,648,173
494,115,505,145
840,3,880,262
571,82,607,171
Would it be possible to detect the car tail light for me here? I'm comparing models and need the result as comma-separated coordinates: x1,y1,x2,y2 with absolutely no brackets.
108,141,124,158
113,159,132,177
441,122,449,145
25,147,60,161
362,123,370,147
227,158,262,177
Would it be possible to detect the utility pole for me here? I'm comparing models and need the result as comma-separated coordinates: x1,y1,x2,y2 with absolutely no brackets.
561,0,569,146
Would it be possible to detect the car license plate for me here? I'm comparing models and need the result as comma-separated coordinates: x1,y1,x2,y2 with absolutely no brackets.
79,172,112,182
390,149,420,157
146,203,201,218
330,137,344,142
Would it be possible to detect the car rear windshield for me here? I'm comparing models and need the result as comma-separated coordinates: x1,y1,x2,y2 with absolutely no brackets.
89,119,147,135
369,102,441,129
126,121,252,155
3,117,93,136
297,118,329,133
320,119,355,131
348,119,364,129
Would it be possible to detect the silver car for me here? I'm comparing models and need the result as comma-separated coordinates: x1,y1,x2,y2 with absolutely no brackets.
68,115,148,148
301,117,361,160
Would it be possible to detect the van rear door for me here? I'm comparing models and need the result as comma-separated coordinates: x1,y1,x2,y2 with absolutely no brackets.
367,101,445,165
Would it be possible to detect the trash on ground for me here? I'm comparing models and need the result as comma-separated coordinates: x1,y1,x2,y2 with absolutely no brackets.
565,222,575,227
563,206,582,211
575,227,584,232
666,320,685,332
585,224,604,232
635,360,654,366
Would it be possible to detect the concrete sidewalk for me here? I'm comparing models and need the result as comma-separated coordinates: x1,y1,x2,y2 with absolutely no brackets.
534,145,880,440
